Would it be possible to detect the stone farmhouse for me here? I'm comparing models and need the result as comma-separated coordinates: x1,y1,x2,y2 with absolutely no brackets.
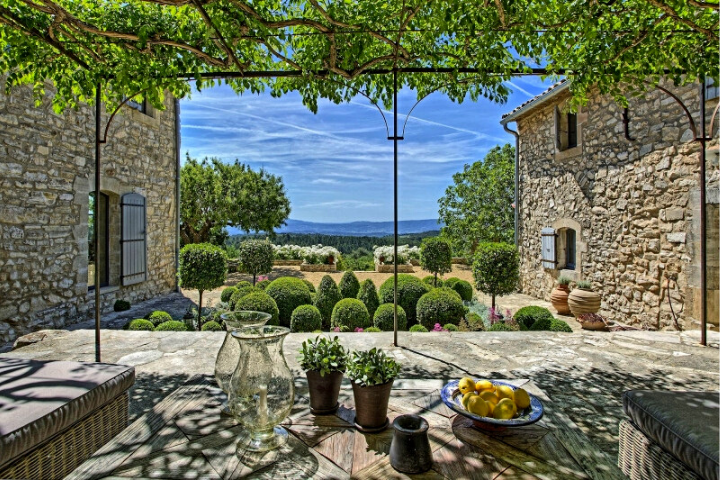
0,84,180,343
501,80,719,330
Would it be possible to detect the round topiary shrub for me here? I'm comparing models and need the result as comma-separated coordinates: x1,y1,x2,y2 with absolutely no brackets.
514,306,555,330
488,322,516,332
357,279,380,318
409,324,428,332
229,286,263,310
155,321,189,331
422,275,443,288
302,279,316,293
265,277,312,327
256,279,271,290
443,278,474,301
365,327,381,332
236,240,274,285
314,275,342,330
234,292,280,325
444,323,459,331
416,287,467,329
220,287,238,303
235,280,252,289
201,321,223,332
472,242,519,309
126,319,154,331
114,299,131,312
179,243,227,330
530,316,554,331
339,271,360,299
331,298,370,330
290,305,322,332
549,319,573,332
420,237,453,287
379,274,431,325
373,303,408,331
145,310,173,326
463,312,486,331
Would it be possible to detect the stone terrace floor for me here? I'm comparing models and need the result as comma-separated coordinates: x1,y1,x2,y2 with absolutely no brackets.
1,326,718,469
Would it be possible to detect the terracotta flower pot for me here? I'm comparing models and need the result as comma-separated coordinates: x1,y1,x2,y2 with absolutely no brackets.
306,370,343,415
568,288,601,317
326,255,334,265
550,285,571,315
351,379,394,432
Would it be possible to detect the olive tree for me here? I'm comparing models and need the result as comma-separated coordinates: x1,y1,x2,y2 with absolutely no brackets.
178,243,227,329
237,240,274,285
472,242,519,309
420,237,453,287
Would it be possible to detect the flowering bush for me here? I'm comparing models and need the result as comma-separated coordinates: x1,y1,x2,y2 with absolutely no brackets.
432,323,448,332
273,244,305,260
272,244,341,264
373,245,419,265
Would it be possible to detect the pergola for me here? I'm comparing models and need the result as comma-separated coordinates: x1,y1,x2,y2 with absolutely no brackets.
0,0,717,357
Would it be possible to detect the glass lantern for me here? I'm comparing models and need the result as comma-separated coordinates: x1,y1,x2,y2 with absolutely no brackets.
227,326,295,452
214,311,271,414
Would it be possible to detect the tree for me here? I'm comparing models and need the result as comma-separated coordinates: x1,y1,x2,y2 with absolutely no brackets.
420,237,453,287
339,271,361,299
237,240,274,285
180,156,290,245
472,242,519,309
314,275,342,330
438,144,515,257
178,243,227,329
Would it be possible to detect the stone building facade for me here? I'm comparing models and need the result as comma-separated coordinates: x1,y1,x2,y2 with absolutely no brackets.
0,83,180,343
501,80,719,330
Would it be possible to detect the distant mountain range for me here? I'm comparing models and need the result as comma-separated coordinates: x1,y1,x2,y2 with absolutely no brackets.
228,218,443,237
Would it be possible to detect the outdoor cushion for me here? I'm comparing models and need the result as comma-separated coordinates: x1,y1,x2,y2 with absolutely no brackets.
623,390,719,480
0,358,135,470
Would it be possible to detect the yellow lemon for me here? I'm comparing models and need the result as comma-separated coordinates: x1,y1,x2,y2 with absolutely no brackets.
467,396,490,417
458,377,476,395
461,392,477,410
475,380,495,392
514,388,531,410
493,398,516,420
479,390,499,405
485,399,495,416
496,385,515,402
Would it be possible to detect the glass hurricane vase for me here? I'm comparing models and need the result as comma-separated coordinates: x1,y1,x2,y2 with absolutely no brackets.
214,311,271,414
228,326,295,452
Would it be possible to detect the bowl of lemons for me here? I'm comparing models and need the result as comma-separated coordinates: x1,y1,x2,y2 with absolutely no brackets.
440,378,543,427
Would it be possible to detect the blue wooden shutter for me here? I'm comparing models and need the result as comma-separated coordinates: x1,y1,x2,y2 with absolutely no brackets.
121,193,147,286
541,227,557,269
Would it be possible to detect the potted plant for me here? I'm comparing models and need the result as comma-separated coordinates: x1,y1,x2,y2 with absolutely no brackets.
550,276,572,315
568,280,602,318
346,347,400,432
298,336,348,414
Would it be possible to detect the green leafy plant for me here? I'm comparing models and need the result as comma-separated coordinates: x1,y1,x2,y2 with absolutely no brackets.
155,321,190,331
298,336,348,376
113,300,131,312
460,312,486,331
365,327,381,332
513,306,555,330
576,280,593,290
443,277,474,301
265,277,312,327
379,274,431,325
201,321,223,331
291,305,323,333
314,275,342,329
420,237,453,287
221,287,238,303
444,323,459,331
229,286,263,310
339,271,361,299
125,319,154,331
357,279,380,318
179,243,227,329
237,240,274,285
557,276,572,286
234,292,280,325
373,303,407,331
472,242,519,309
549,319,573,332
346,348,400,387
416,287,467,329
145,310,173,326
331,298,370,330
409,324,428,332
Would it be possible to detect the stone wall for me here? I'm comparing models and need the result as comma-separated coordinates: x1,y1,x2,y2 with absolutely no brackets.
0,84,179,343
514,82,719,330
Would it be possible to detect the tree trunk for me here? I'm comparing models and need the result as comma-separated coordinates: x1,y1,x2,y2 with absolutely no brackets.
197,290,203,331
491,293,496,310
252,274,256,286
434,273,438,288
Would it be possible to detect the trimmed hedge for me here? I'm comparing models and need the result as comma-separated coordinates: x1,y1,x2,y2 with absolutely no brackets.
155,321,189,331
365,327,381,332
229,286,263,310
339,271,360,299
549,319,573,332
145,310,173,326
265,277,312,327
357,279,380,318
234,292,280,325
126,319,154,331
416,287,467,329
290,305,322,332
201,321,223,331
221,287,238,303
409,324,428,332
514,306,555,330
373,303,407,331
443,277,474,301
331,298,370,330
302,279,316,293
314,275,342,329
530,316,554,331
444,323,459,331
114,300,131,312
379,274,431,325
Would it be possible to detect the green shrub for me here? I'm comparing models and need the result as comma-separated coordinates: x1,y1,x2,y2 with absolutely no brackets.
416,287,467,329
576,280,593,289
409,324,428,332
155,321,189,331
221,287,238,303
234,292,280,325
201,321,223,331
331,298,370,330
472,242,519,309
339,271,360,299
346,348,400,387
488,322,515,332
125,319,154,331
379,274,431,325
530,316,554,331
179,243,227,329
514,306,555,330
373,303,408,331
420,237,453,287
557,276,572,286
365,327,381,332
444,323,459,331
302,279,316,293
443,277,474,301
256,279,271,290
114,300,131,312
265,277,312,327
314,275,342,329
549,319,573,332
145,310,173,326
460,312,486,331
237,240,274,285
235,280,253,290
291,305,323,332
357,279,380,318
298,336,347,375
230,286,263,310
422,275,443,288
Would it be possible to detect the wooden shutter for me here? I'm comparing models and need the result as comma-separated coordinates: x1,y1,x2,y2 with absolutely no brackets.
541,227,557,269
554,107,562,150
121,193,147,286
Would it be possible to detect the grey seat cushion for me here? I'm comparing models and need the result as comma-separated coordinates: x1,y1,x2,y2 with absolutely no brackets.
623,390,719,480
0,358,135,469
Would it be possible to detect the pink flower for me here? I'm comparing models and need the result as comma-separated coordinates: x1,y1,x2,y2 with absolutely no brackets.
333,327,340,332
355,327,364,333
257,275,269,282
433,323,445,332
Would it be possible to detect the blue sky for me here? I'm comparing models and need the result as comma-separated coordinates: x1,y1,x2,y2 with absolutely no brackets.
179,76,554,223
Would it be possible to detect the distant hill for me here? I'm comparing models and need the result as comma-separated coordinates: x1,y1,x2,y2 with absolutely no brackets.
227,218,443,237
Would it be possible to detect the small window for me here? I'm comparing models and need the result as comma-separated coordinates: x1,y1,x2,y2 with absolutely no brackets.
125,96,148,114
565,229,576,270
88,192,109,289
567,113,577,148
706,78,719,100
555,107,580,152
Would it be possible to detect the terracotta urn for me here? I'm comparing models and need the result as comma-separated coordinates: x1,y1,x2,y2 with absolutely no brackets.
550,285,571,315
568,288,601,317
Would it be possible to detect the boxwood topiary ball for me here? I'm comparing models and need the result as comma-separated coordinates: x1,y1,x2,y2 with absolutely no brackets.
331,298,370,330
155,321,189,331
549,318,572,332
444,278,473,301
114,300,131,312
265,277,313,327
290,305,322,332
126,319,154,331
201,321,223,332
513,306,555,330
378,274,431,325
146,310,173,326
373,303,407,331
220,287,238,303
256,279,271,290
488,322,516,332
234,292,280,325
229,286,263,310
416,287,466,329
409,324,428,332
302,279,316,293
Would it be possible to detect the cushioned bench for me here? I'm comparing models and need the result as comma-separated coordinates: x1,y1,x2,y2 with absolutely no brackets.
619,390,719,480
0,358,135,480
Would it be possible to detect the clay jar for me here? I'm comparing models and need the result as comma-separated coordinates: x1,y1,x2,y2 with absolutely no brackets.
306,370,343,415
390,414,433,474
568,288,601,317
550,284,571,315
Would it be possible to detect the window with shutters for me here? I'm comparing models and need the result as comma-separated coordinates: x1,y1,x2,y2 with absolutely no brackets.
555,106,580,152
541,227,557,269
560,228,577,270
121,193,147,286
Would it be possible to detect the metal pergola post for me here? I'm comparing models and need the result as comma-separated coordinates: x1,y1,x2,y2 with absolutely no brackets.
94,84,102,362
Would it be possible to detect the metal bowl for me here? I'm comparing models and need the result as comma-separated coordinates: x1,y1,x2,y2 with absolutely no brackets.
440,379,544,427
